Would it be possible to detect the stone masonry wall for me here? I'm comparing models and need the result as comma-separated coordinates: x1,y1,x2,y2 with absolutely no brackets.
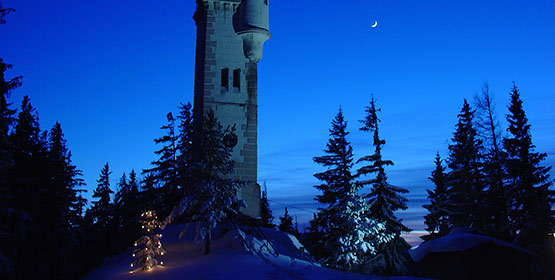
193,0,260,217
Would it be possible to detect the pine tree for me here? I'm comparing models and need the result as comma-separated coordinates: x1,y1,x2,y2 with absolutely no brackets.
46,122,87,229
311,108,356,257
144,112,179,212
191,109,244,254
9,96,47,219
356,97,411,275
260,182,274,228
503,83,554,247
446,99,485,230
312,107,388,272
422,153,449,241
8,97,50,248
114,171,140,229
176,102,194,190
89,162,114,230
278,207,294,234
0,59,20,186
474,83,509,240
313,108,355,207
43,123,87,278
115,173,129,209
128,169,140,198
0,57,21,280
130,210,166,273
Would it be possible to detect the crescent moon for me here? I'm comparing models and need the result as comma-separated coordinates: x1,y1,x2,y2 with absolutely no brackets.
371,20,378,28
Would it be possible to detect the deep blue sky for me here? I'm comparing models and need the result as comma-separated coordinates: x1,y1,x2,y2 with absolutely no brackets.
2,0,554,244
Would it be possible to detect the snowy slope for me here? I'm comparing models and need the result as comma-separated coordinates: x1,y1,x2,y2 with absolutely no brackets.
83,223,426,280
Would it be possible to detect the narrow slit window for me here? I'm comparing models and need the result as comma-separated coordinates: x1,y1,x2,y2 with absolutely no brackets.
221,68,229,90
233,69,241,91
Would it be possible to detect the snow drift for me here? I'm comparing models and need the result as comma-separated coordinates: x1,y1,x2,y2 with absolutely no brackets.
83,223,424,279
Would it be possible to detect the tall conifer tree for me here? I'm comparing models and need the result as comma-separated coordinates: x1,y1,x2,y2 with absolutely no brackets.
422,153,449,241
144,112,178,213
260,183,274,228
0,56,25,279
47,122,87,229
89,162,114,230
176,102,194,190
446,99,485,230
0,59,20,186
312,108,388,272
191,109,243,254
503,84,554,247
9,97,48,242
356,97,411,275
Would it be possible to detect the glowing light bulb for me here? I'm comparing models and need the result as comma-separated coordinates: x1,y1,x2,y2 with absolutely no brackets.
132,254,135,257
160,261,164,265
130,264,134,267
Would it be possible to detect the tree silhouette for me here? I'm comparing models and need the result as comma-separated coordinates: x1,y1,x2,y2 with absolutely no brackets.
503,83,554,247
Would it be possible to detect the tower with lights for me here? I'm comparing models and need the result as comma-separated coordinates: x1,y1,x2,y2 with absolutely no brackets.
193,0,270,217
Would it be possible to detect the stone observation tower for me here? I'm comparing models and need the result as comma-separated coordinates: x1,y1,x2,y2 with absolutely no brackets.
192,0,270,217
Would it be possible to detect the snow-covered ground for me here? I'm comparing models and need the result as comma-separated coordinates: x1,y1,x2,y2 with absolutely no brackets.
83,223,426,280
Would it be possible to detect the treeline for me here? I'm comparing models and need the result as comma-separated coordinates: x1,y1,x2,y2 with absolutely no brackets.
0,65,88,277
0,66,243,279
422,84,554,264
0,8,245,279
266,84,554,276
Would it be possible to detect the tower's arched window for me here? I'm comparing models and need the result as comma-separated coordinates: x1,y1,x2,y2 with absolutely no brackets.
221,68,229,91
233,69,241,91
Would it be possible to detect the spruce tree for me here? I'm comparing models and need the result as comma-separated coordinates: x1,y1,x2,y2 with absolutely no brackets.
446,99,485,230
113,171,142,254
9,96,46,220
130,210,166,273
278,207,294,234
260,183,274,228
128,169,140,199
115,173,129,210
114,171,140,228
143,103,194,219
503,83,554,247
89,162,114,230
191,109,243,254
356,97,411,275
8,97,50,279
47,122,87,229
0,59,20,186
45,123,88,278
0,57,22,279
144,112,179,212
422,153,449,241
313,107,388,272
176,102,194,190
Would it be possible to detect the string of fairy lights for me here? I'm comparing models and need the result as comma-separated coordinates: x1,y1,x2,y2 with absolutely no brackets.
125,187,317,274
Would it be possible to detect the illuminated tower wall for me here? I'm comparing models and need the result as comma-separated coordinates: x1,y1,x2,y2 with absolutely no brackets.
193,0,270,217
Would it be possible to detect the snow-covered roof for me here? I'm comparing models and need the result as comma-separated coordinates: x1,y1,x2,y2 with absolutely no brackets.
409,227,538,262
